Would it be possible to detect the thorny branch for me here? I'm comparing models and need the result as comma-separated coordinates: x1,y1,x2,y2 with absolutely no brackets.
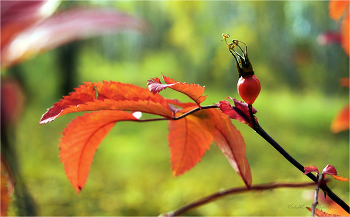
161,181,319,217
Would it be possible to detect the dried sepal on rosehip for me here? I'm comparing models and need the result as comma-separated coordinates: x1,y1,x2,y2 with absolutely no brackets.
222,34,261,105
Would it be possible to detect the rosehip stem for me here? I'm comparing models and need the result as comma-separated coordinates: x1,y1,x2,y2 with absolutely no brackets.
248,105,350,213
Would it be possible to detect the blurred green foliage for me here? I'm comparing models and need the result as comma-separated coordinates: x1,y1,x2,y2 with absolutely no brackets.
4,1,349,216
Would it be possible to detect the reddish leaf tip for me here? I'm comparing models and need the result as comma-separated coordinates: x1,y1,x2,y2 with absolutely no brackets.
303,165,319,174
216,99,257,128
322,164,337,175
160,74,207,105
147,77,177,94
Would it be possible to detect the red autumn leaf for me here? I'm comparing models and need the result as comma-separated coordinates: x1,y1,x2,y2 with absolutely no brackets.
340,77,350,88
216,100,250,126
304,165,349,181
40,81,173,124
322,164,337,175
327,0,350,56
329,0,349,21
1,155,14,216
229,97,257,113
330,104,349,133
59,110,137,193
306,207,342,216
317,31,342,45
1,170,10,216
322,165,350,181
166,99,198,111
1,1,58,50
168,106,214,176
43,78,252,191
331,175,350,181
69,99,174,118
147,77,177,94
1,7,147,68
165,99,199,114
40,82,98,124
161,74,207,106
1,77,25,126
167,100,251,187
215,98,257,128
208,109,252,188
330,78,349,133
303,165,319,174
316,194,350,216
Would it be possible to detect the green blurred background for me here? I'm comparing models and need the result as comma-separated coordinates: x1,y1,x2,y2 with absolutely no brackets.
4,1,349,216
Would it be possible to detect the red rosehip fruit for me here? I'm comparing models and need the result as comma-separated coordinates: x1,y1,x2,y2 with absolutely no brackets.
237,75,261,105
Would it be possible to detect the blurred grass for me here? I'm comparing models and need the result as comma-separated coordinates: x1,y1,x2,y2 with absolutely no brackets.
7,50,349,216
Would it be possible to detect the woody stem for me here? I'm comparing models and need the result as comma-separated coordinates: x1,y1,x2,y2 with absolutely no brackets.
163,181,318,216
